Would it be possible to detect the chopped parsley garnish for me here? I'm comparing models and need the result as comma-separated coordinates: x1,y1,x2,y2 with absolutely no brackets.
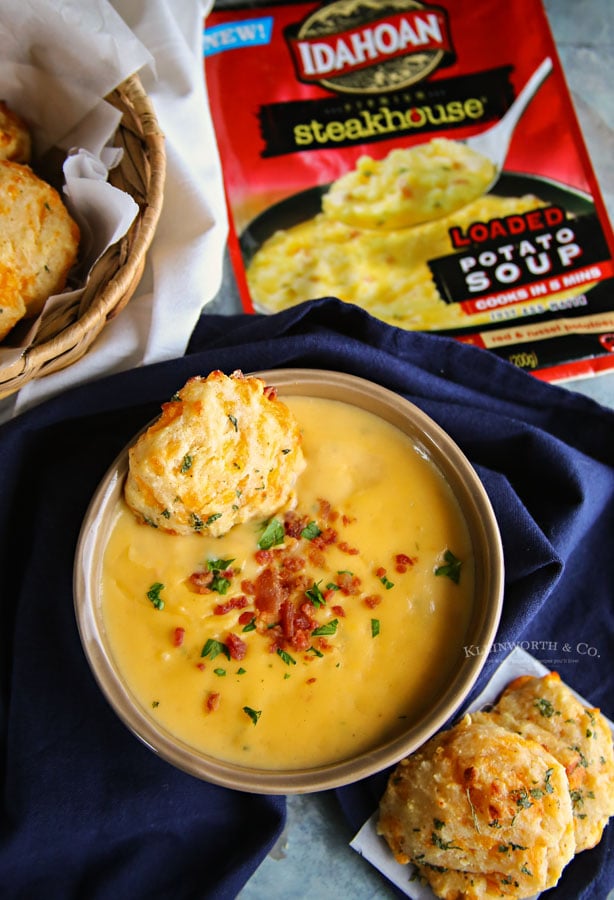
431,832,460,851
277,648,296,666
258,517,285,549
434,549,462,584
513,788,532,810
301,521,321,540
201,638,230,661
206,513,222,526
306,581,326,607
371,618,380,638
241,617,256,633
190,513,204,531
206,557,235,594
544,767,555,794
380,574,394,590
307,646,324,658
146,582,165,610
534,697,558,718
181,454,193,473
213,668,226,677
228,414,238,431
312,618,339,637
243,706,262,725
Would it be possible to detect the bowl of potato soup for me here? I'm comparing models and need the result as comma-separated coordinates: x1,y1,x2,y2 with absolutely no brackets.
74,369,504,794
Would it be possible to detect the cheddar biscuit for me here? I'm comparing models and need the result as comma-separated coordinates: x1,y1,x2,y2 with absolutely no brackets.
478,672,614,853
124,370,306,537
0,101,31,163
377,715,575,899
0,160,80,321
322,138,495,231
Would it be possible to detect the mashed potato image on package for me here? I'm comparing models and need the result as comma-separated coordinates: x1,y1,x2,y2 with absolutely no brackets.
246,138,550,329
248,188,544,329
322,138,496,230
124,370,306,538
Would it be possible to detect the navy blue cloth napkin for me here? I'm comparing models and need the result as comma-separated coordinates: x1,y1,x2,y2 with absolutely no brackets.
1,298,613,899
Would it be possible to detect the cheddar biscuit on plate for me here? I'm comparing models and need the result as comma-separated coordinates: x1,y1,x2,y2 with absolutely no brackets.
124,370,306,537
478,671,614,853
377,715,575,899
0,101,31,163
0,160,80,320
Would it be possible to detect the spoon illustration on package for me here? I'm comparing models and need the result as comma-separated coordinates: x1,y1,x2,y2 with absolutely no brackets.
322,57,554,231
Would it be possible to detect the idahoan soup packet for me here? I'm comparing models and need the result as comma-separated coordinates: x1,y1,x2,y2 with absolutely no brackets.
203,0,614,382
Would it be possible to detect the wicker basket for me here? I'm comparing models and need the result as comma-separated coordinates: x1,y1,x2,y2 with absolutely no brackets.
0,72,166,400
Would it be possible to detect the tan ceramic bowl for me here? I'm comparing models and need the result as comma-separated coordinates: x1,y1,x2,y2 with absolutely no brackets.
74,368,504,794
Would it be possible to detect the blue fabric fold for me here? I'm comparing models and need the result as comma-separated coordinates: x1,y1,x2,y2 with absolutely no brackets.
1,298,612,899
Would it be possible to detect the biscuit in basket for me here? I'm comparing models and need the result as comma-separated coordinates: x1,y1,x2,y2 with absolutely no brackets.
377,714,575,899
0,160,80,322
0,101,31,163
476,671,614,853
124,370,306,537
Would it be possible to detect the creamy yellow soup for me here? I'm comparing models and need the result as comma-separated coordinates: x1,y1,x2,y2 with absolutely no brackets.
102,396,474,770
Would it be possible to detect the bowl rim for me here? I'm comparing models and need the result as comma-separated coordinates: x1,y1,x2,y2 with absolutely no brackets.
73,367,504,794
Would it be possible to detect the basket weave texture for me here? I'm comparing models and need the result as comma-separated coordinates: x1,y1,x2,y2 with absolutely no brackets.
0,72,166,400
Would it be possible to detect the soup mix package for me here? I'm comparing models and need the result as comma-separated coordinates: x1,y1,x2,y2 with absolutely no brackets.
203,0,614,381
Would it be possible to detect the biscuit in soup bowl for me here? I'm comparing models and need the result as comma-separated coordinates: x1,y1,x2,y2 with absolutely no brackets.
124,369,306,537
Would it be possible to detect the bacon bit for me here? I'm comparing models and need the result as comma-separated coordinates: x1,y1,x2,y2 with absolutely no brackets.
306,677,317,684
263,385,277,400
338,541,359,555
254,566,286,618
323,588,337,603
284,510,310,539
281,571,311,596
341,513,356,526
281,554,305,572
307,547,326,568
395,553,417,573
336,572,362,595
317,498,332,521
241,579,256,595
364,594,381,609
172,626,185,647
375,566,387,578
214,596,248,615
206,692,220,712
332,605,345,617
225,632,247,660
317,637,331,652
312,527,337,548
238,610,255,626
187,570,214,593
195,662,205,671
254,549,273,565
280,599,295,641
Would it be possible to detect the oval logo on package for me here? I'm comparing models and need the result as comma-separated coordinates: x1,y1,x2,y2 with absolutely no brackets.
286,0,453,94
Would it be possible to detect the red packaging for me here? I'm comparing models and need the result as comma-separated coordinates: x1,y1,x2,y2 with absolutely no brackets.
204,0,614,381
